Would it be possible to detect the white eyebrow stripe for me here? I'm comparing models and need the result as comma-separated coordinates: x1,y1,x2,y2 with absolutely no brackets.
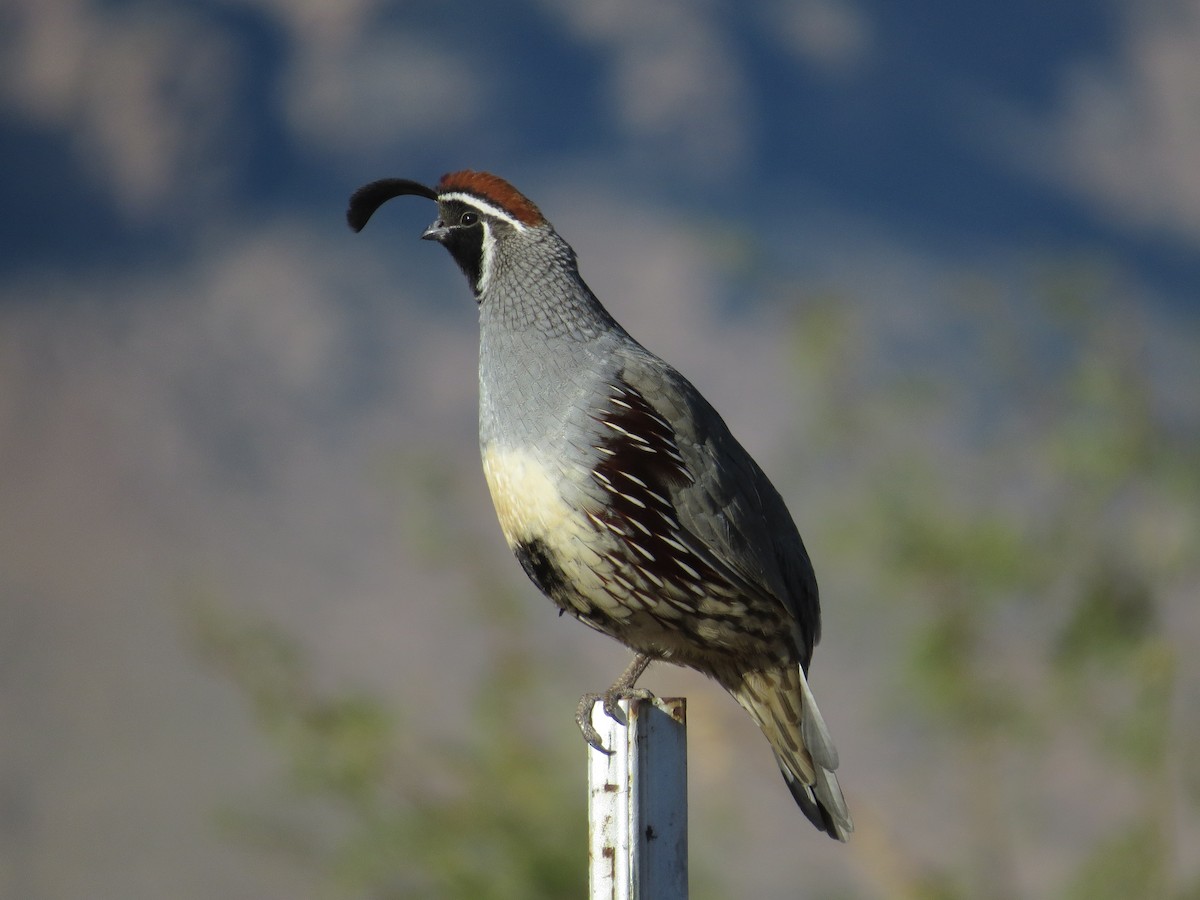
438,192,528,231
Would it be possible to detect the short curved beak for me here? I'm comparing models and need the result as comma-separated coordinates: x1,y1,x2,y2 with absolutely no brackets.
421,220,449,242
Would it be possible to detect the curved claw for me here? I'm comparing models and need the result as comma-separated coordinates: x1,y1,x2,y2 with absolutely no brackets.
576,686,658,754
576,692,613,754
603,688,655,726
602,693,627,727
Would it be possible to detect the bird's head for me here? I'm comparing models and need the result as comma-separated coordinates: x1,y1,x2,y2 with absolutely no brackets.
347,170,546,298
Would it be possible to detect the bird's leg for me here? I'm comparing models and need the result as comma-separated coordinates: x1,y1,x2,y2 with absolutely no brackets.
599,653,655,725
575,653,656,753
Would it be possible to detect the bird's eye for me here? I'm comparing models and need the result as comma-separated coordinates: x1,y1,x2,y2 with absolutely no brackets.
460,212,479,226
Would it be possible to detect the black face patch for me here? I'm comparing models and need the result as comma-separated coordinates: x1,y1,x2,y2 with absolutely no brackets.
437,201,485,294
514,537,572,604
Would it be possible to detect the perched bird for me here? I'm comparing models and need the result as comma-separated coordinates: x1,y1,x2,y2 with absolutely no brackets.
347,171,852,840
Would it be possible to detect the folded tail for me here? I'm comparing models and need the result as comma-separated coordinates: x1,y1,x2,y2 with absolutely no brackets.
727,665,853,841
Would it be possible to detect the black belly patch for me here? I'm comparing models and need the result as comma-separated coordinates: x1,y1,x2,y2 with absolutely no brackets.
514,537,572,604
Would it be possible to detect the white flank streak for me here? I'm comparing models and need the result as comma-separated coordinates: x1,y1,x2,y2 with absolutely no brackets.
637,567,665,589
657,511,681,530
603,420,651,445
628,542,655,562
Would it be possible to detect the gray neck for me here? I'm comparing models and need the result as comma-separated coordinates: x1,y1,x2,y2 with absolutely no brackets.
477,226,626,450
479,225,619,341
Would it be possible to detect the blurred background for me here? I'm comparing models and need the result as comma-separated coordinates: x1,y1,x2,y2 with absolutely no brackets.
2,0,1198,897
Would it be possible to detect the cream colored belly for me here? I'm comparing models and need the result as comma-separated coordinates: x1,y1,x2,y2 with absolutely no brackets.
481,443,581,547
481,443,643,623
481,443,701,652
480,444,785,668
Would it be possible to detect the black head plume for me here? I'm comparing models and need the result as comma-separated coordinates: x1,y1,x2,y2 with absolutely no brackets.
346,178,438,232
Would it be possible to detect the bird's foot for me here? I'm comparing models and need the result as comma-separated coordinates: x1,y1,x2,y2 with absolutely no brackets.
576,687,657,753
575,654,656,754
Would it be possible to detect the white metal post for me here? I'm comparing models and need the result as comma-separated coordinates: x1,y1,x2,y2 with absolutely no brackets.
588,697,688,900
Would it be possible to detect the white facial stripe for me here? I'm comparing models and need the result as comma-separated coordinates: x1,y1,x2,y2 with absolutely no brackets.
477,221,496,294
438,192,528,232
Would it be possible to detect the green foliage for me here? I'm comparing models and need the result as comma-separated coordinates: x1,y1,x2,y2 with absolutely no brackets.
1054,562,1156,672
1064,819,1169,900
192,602,585,900
787,265,1200,899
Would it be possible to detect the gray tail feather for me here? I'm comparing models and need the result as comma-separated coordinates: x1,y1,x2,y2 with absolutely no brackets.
780,753,852,841
728,666,853,842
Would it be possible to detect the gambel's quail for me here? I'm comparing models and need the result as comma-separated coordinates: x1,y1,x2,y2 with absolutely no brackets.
347,171,852,840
